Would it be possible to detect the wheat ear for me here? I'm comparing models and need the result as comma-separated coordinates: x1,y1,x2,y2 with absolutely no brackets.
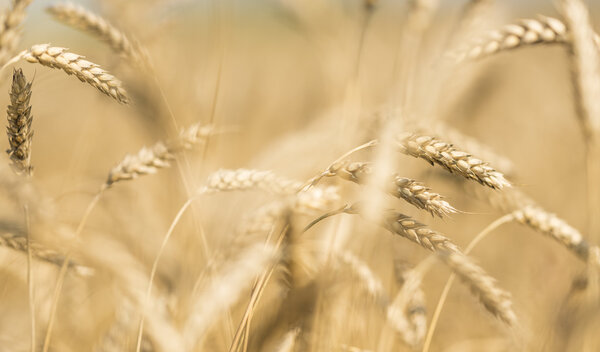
514,206,589,261
22,44,128,104
426,123,516,176
346,205,516,324
6,68,33,175
46,2,150,68
387,265,427,348
331,161,456,217
0,230,91,276
200,169,303,195
451,16,568,62
398,133,510,189
440,251,516,325
0,0,33,66
106,124,213,186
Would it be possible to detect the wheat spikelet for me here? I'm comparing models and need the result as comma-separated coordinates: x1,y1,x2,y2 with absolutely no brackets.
47,2,150,69
441,251,516,325
200,169,303,195
398,133,510,189
22,44,129,104
0,0,33,66
452,16,568,62
333,161,456,217
106,123,213,186
513,206,589,261
6,68,33,176
387,265,427,348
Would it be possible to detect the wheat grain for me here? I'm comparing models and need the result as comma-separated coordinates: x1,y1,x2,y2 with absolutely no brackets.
6,68,33,176
47,2,150,69
398,133,510,189
22,44,129,104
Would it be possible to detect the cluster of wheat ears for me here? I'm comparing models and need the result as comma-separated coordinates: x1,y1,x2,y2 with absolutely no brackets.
1,0,600,351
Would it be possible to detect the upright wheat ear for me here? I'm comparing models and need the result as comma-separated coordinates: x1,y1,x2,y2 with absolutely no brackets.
46,2,150,69
6,68,33,175
22,44,129,104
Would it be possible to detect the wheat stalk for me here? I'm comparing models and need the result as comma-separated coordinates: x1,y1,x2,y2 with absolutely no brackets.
398,132,510,189
0,0,33,66
46,2,151,69
331,161,456,217
106,123,213,186
6,67,33,176
21,44,129,104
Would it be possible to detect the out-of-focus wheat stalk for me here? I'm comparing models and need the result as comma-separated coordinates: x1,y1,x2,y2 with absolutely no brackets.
6,68,33,176
561,0,600,243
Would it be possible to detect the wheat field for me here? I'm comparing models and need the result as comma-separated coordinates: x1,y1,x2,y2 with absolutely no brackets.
1,0,600,351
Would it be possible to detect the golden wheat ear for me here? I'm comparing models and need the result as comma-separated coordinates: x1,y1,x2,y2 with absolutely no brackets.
21,44,129,104
106,124,216,186
46,2,151,69
0,0,33,66
398,133,511,190
6,68,33,176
